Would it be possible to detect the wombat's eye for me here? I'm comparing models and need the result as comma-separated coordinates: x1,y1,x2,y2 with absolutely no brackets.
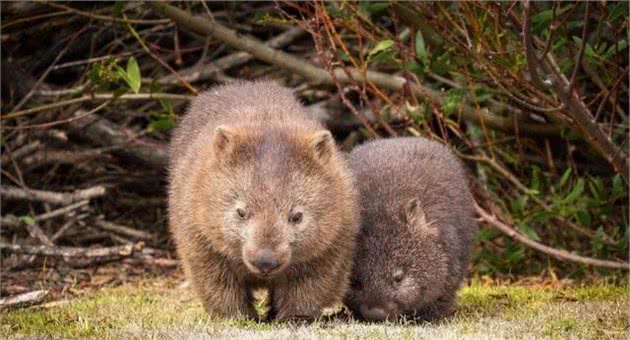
288,211,303,224
236,208,248,220
393,270,404,283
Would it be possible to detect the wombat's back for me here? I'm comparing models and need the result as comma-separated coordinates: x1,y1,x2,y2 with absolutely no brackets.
350,137,476,278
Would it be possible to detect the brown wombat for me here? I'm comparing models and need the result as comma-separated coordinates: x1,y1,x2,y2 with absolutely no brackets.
344,137,477,322
168,80,359,320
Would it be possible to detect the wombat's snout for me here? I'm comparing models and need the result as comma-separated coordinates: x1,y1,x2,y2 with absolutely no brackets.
360,304,397,322
252,249,280,274
360,305,387,321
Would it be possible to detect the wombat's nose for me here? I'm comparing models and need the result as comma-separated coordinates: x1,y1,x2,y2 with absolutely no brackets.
360,305,388,322
253,249,279,274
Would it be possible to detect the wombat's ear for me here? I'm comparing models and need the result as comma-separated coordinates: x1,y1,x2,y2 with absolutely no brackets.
403,198,428,226
309,130,335,163
213,125,236,155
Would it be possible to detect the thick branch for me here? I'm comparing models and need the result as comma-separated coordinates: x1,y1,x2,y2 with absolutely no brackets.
512,9,629,182
148,2,558,136
544,55,629,183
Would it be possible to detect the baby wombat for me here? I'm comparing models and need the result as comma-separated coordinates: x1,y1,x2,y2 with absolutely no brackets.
168,80,359,321
345,137,477,322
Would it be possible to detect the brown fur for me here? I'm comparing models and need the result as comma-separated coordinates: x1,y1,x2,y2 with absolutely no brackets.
168,80,359,320
344,137,477,322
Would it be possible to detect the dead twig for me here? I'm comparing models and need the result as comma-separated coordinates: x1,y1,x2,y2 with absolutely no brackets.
0,185,105,205
1,200,89,228
0,242,141,258
1,93,190,121
94,220,154,241
0,290,49,310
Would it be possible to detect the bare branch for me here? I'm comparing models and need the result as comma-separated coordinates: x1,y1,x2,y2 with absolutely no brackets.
543,55,630,183
0,242,140,258
0,290,48,310
475,203,630,270
148,2,559,136
0,185,105,205
1,93,190,121
94,220,154,241
1,200,89,228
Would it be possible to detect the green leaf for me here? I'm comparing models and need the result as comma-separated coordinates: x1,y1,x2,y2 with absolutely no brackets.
19,215,36,225
591,227,604,254
115,65,130,85
518,223,540,241
531,166,541,192
476,228,499,242
558,168,572,188
148,118,174,131
337,50,351,62
126,57,141,94
531,210,555,224
576,210,592,227
358,2,389,18
159,99,174,115
370,50,397,64
505,246,525,263
612,174,624,198
368,39,395,60
112,0,123,18
608,2,629,22
563,178,584,203
531,5,573,34
112,87,127,99
415,30,428,66
404,61,424,74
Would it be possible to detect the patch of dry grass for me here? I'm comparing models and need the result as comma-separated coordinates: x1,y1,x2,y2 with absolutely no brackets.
1,279,628,339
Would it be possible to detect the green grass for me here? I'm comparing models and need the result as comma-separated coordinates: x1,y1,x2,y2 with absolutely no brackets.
2,280,628,339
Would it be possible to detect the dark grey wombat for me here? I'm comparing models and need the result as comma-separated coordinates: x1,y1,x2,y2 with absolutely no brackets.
345,137,477,322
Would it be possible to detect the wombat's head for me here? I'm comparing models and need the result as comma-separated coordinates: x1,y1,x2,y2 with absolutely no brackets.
200,125,353,278
345,198,447,322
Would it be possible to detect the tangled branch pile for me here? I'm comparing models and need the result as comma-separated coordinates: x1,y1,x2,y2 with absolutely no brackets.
1,1,627,294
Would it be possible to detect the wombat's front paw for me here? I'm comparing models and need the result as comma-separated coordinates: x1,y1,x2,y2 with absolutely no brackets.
203,300,258,321
205,309,258,321
272,305,322,323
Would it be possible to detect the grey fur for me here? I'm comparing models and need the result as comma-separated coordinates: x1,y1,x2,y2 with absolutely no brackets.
345,137,477,322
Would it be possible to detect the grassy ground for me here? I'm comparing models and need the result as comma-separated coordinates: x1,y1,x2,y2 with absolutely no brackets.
2,278,628,340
